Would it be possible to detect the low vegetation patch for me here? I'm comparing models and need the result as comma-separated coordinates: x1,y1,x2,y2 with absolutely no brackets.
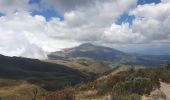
0,80,45,100
38,88,75,100
77,63,170,100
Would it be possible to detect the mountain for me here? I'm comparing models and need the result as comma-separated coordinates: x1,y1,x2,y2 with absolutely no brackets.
48,43,170,67
125,54,170,66
0,54,91,91
48,43,135,63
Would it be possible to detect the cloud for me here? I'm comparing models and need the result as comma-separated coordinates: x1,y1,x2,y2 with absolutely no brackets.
0,30,46,59
0,0,39,14
41,0,93,13
99,0,170,46
102,23,145,43
0,13,46,59
45,0,138,41
130,1,170,42
0,12,80,59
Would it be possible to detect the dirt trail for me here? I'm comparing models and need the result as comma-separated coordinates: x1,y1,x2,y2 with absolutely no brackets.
142,82,170,100
160,82,170,100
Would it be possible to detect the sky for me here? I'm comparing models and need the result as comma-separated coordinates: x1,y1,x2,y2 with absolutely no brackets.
0,0,170,59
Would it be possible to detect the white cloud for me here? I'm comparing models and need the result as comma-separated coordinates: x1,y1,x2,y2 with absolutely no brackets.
161,0,170,3
100,0,170,48
130,1,170,42
0,12,79,59
102,23,145,43
45,0,138,42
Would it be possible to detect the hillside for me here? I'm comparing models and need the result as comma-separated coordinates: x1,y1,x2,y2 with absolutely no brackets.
39,64,170,100
0,79,45,100
0,54,91,91
46,58,112,75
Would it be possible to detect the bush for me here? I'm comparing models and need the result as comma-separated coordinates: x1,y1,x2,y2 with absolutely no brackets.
111,83,141,100
165,62,170,70
38,88,75,100
127,78,153,95
96,80,108,95
96,74,127,95
129,68,160,89
111,92,141,100
160,70,170,83
111,77,154,100
128,94,141,100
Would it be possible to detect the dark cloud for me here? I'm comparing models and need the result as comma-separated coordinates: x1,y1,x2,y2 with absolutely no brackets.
41,0,93,13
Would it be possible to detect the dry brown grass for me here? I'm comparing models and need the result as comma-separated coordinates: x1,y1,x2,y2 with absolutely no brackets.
38,88,75,100
0,79,45,100
45,60,111,74
44,60,88,71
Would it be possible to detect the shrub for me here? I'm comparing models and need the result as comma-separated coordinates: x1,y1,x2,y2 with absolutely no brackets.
111,92,141,100
38,88,75,100
127,94,141,100
96,80,108,95
111,82,141,100
129,68,160,89
165,62,170,70
111,77,154,100
124,78,153,95
160,70,170,83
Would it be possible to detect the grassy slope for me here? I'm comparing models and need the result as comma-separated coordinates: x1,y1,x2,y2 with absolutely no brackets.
37,62,170,100
0,55,91,91
46,59,112,74
0,79,45,100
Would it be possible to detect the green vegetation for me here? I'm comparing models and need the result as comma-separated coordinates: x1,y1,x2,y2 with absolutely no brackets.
78,63,170,100
165,62,170,70
96,80,108,95
39,64,170,100
38,88,75,100
96,68,160,95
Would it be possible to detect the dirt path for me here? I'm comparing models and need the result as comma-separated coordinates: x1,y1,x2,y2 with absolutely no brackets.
142,82,170,100
160,82,170,100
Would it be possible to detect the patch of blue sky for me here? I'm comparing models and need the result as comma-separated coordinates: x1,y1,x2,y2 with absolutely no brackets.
29,0,41,4
31,9,64,21
137,0,161,5
116,13,135,25
0,12,5,17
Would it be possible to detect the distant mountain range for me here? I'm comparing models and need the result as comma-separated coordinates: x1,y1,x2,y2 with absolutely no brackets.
48,43,170,67
131,46,170,55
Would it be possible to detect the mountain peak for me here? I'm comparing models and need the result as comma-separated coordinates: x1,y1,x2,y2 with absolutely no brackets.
78,43,95,48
